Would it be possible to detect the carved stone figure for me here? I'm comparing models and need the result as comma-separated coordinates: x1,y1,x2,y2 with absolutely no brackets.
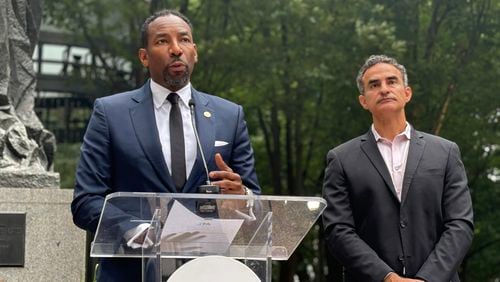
0,0,59,187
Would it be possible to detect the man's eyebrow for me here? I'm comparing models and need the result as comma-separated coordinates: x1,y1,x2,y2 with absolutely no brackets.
178,31,192,37
387,76,399,81
152,32,168,38
367,79,380,85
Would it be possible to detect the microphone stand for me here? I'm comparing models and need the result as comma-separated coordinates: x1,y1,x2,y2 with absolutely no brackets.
189,99,219,216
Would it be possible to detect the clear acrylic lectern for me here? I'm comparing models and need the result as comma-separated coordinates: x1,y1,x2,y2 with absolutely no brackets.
90,192,326,282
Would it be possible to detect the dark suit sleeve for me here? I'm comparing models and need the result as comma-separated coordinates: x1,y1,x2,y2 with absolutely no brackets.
229,105,260,194
71,99,112,233
322,150,392,282
415,143,474,281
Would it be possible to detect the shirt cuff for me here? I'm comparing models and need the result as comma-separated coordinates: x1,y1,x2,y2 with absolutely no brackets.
125,223,153,249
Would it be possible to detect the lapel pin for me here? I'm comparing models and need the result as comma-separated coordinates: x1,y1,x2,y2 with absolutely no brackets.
204,111,212,118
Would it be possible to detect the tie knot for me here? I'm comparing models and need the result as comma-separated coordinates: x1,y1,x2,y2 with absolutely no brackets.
167,93,180,104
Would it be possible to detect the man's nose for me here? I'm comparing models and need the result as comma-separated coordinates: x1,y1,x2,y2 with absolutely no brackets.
379,82,390,95
169,41,183,57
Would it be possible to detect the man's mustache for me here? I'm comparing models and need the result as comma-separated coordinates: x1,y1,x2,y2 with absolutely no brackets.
168,57,187,66
376,94,397,104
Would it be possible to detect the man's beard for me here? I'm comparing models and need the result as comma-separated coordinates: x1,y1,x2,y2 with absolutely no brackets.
163,67,190,89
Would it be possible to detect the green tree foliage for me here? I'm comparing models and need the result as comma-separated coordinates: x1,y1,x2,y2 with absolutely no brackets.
54,143,81,188
44,0,499,280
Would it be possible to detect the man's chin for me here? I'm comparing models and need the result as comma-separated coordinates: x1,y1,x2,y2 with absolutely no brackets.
163,76,189,90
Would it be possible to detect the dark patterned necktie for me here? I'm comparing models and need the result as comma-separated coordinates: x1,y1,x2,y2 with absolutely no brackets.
167,93,186,192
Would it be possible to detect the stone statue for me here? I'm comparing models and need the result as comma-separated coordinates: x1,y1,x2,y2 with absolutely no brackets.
0,0,59,187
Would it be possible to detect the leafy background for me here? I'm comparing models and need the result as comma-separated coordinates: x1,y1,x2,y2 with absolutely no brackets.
43,0,499,281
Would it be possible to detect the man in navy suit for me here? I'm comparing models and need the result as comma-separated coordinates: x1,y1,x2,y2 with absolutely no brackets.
71,9,260,281
322,55,473,282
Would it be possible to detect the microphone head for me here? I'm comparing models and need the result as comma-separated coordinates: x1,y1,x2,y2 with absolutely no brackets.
188,99,195,107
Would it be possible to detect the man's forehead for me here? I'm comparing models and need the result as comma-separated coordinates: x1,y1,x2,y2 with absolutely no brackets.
149,15,192,35
363,63,402,81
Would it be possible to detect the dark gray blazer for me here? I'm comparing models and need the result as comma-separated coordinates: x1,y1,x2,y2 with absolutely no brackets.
322,127,473,282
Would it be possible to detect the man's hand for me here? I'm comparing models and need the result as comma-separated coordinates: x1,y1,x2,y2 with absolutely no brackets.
124,223,153,249
384,272,424,282
209,153,245,195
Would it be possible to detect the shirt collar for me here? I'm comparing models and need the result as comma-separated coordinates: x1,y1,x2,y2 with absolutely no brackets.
150,79,192,109
371,122,412,142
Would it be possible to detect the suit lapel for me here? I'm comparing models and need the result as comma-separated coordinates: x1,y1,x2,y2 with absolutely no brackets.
401,129,425,205
360,130,399,200
184,88,216,191
129,81,176,192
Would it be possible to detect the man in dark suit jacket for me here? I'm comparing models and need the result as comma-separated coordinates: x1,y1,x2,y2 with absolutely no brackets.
322,55,473,282
71,9,260,282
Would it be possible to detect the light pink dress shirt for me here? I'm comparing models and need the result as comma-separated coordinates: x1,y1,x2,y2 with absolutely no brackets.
371,123,411,201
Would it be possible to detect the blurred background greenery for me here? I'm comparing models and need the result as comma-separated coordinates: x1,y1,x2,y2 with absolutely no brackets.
53,143,80,188
36,0,499,281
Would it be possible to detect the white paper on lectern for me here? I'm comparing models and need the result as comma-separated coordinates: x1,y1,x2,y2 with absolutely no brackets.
160,200,244,254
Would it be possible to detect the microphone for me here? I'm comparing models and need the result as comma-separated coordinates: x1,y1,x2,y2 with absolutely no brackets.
188,100,212,187
189,99,219,215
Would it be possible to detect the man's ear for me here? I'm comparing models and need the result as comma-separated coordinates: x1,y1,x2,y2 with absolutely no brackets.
404,86,413,103
358,94,368,110
194,43,198,63
138,48,149,68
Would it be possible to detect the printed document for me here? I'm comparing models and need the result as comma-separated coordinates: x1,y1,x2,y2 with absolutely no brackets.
160,200,244,254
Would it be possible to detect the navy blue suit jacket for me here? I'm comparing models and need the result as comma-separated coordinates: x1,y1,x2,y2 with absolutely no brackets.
322,128,473,282
71,80,260,281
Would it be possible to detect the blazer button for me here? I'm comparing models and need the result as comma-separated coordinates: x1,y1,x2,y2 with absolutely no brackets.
400,220,407,228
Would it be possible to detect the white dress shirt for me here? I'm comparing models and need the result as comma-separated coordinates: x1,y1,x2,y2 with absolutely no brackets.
371,123,411,201
150,79,197,180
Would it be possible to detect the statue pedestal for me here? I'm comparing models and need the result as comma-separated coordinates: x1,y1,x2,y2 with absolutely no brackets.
0,170,59,188
0,188,85,281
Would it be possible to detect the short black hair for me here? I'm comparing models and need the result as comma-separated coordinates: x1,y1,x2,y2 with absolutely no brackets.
140,9,193,48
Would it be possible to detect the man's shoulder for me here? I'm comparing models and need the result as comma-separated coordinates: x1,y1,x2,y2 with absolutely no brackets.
413,129,456,148
193,89,241,112
330,134,366,155
195,90,238,105
96,86,145,105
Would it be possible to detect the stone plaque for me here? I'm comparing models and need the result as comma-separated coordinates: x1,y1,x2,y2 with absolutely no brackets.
0,213,26,266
